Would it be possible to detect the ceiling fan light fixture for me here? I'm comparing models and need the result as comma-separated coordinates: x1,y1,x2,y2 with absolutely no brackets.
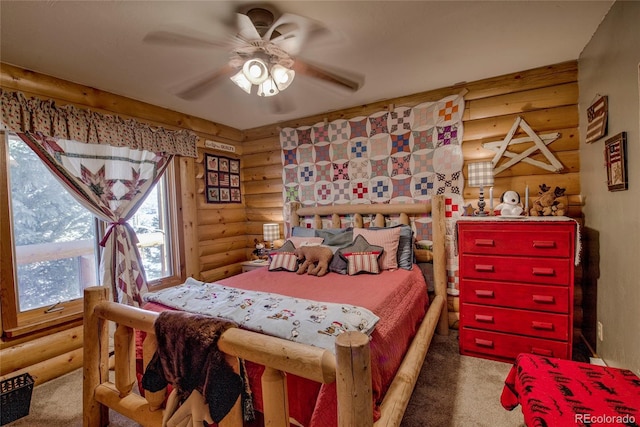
242,58,269,85
258,77,280,97
230,70,252,94
271,64,295,90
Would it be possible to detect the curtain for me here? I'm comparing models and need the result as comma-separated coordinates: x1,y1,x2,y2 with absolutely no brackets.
1,89,197,305
1,89,198,157
18,131,170,305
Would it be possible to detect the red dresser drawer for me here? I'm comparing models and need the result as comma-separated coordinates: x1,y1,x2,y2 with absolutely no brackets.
461,303,569,341
460,328,571,362
458,223,574,258
461,280,570,313
460,254,571,285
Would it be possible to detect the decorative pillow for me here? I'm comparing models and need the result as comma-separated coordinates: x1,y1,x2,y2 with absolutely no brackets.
268,240,298,272
343,251,381,275
291,226,316,237
334,235,384,275
315,228,353,247
268,252,298,272
315,227,350,235
368,225,414,270
353,227,401,270
287,236,325,248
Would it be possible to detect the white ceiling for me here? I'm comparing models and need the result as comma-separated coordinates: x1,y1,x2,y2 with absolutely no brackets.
1,1,613,131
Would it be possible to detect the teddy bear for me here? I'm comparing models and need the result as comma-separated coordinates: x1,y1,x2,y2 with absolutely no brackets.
529,184,566,216
250,239,268,260
294,246,334,277
495,190,524,216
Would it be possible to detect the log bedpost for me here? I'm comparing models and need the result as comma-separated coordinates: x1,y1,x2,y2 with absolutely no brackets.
114,324,135,397
332,213,341,228
83,286,110,427
432,195,449,336
290,202,301,229
335,332,373,427
261,367,289,427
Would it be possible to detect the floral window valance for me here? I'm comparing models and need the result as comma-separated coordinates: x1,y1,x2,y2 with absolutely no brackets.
0,89,198,158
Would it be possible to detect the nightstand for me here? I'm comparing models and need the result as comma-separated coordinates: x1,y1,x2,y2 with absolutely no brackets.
241,260,269,273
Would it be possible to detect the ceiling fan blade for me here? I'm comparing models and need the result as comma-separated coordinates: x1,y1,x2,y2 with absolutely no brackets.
264,13,327,56
143,30,231,49
173,65,236,100
268,95,296,115
236,13,261,41
292,59,364,92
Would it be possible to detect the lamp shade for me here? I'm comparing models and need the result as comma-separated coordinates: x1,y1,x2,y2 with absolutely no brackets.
257,77,279,97
263,223,280,242
243,58,269,85
230,70,252,94
467,161,495,187
271,64,295,90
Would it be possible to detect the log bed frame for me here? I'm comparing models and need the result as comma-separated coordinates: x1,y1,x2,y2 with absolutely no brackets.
83,195,448,427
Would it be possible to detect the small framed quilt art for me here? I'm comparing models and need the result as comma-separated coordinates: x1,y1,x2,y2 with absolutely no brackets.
604,132,627,192
205,153,241,203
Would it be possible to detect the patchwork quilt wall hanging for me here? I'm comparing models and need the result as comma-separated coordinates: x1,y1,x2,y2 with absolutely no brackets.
279,93,466,293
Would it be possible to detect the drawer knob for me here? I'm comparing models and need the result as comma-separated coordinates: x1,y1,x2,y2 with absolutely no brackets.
475,289,495,298
532,267,555,276
475,264,495,272
474,239,495,247
533,241,556,249
532,321,554,331
531,347,554,357
533,295,555,304
475,314,494,323
475,338,494,348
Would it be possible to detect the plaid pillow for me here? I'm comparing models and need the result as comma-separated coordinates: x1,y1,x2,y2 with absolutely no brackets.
343,251,382,275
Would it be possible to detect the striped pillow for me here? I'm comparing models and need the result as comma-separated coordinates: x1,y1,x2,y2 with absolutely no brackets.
268,252,298,272
353,227,401,270
343,251,381,275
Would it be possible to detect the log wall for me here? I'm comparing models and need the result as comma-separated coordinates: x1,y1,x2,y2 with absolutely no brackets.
239,60,584,335
1,60,585,384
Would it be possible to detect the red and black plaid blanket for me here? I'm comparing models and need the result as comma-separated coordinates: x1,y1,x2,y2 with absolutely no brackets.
501,353,640,426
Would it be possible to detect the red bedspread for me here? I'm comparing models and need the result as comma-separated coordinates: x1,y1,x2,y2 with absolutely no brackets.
501,353,640,427
139,265,429,427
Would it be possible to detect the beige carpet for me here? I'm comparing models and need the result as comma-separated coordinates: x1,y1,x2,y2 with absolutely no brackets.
5,331,525,427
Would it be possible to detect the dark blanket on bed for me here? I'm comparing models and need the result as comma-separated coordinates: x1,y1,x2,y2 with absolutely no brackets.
141,311,243,423
501,353,640,427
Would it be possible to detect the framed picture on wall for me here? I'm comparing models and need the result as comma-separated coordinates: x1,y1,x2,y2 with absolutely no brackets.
604,132,627,192
586,95,608,143
205,153,241,203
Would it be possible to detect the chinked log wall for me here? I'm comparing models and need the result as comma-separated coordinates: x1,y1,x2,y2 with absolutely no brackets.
239,60,583,337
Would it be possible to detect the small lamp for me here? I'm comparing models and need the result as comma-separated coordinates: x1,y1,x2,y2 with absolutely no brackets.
467,161,494,216
262,223,280,249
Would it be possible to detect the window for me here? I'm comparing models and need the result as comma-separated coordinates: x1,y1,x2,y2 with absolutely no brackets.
1,132,183,336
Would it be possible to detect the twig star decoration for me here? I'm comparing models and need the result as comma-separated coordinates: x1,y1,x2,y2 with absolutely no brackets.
483,116,564,175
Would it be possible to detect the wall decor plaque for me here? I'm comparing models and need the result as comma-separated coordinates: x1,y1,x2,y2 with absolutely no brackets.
604,132,627,192
205,153,241,203
586,95,608,143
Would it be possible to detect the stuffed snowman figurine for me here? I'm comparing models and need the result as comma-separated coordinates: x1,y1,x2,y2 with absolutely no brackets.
495,190,524,216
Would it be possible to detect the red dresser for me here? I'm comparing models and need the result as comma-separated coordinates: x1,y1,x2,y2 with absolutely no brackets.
458,219,576,362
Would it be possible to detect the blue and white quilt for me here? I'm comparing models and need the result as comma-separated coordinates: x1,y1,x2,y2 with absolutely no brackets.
143,278,379,353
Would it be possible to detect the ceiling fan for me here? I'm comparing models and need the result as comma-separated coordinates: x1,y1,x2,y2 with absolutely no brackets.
143,4,364,110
